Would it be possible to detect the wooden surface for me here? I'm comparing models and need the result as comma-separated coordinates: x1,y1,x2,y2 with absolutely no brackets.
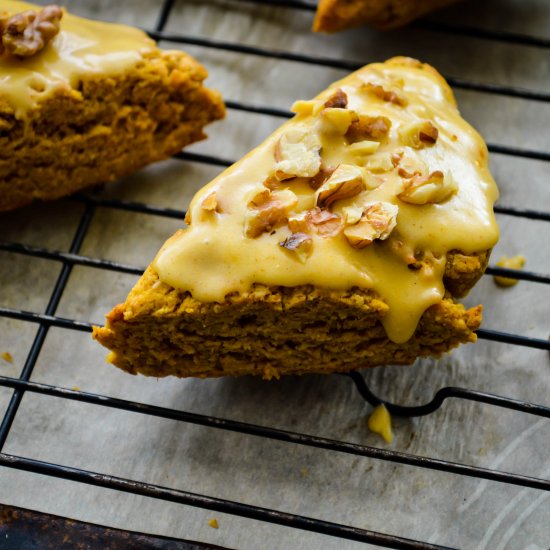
0,0,549,548
0,504,229,549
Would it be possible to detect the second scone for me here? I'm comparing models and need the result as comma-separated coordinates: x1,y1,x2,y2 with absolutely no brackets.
0,1,225,212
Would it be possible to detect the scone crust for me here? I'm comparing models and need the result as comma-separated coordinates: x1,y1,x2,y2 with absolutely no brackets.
93,253,484,379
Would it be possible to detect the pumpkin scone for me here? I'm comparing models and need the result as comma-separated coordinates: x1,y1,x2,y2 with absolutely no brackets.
93,57,499,379
313,0,460,32
0,1,224,212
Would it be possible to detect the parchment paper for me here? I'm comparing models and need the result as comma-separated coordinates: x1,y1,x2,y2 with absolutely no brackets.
0,0,549,548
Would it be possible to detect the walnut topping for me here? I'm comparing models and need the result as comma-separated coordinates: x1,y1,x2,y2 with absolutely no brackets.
391,152,403,167
398,120,439,149
303,208,343,237
201,192,219,213
291,100,323,117
288,212,308,233
364,153,394,174
395,154,428,179
346,115,391,143
341,205,364,225
0,5,63,57
343,202,398,249
279,232,313,262
308,166,335,191
274,129,321,181
363,82,407,107
398,171,457,205
244,189,298,238
315,164,365,208
324,88,348,109
263,175,283,191
321,108,358,135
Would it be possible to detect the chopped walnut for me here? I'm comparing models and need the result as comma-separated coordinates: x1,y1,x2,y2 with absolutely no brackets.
201,192,219,213
363,82,407,107
341,205,364,225
263,175,284,191
364,153,395,174
391,151,403,167
279,232,313,262
398,171,457,205
305,208,343,237
244,188,298,238
288,212,308,233
321,107,358,135
346,115,391,143
324,88,348,109
316,164,365,208
395,154,428,179
274,128,321,180
1,5,63,57
343,202,398,249
291,99,323,117
308,166,335,191
398,120,439,149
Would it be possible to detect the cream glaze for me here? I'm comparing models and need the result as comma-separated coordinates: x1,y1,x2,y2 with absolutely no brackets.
155,58,499,343
0,1,155,116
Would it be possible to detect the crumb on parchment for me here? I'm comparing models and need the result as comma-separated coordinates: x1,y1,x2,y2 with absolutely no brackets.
208,518,219,529
1,351,13,363
368,404,394,443
494,255,526,287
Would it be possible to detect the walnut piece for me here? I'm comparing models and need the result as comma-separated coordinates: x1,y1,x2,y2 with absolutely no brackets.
398,120,439,149
324,88,348,109
321,107,358,135
201,192,219,213
288,212,309,233
364,152,395,174
279,232,313,262
289,209,343,237
346,115,391,143
398,171,457,205
1,5,63,57
308,166,335,191
244,189,298,238
291,99,323,117
274,128,321,181
395,153,428,179
316,164,365,208
363,82,407,107
343,202,398,249
341,205,364,225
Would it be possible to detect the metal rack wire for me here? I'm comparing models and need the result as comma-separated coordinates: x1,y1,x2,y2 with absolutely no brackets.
0,0,549,548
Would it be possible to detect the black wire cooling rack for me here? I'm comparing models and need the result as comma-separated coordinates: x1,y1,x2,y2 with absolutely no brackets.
0,0,549,548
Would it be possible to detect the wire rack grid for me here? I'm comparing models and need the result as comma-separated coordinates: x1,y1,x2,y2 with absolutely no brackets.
0,0,549,548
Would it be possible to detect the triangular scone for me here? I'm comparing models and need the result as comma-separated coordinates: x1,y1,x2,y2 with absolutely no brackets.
93,57,499,379
0,1,224,212
313,0,459,32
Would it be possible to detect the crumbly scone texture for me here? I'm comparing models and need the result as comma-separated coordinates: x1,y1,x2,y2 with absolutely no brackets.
0,49,225,212
93,254,484,379
313,0,459,32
